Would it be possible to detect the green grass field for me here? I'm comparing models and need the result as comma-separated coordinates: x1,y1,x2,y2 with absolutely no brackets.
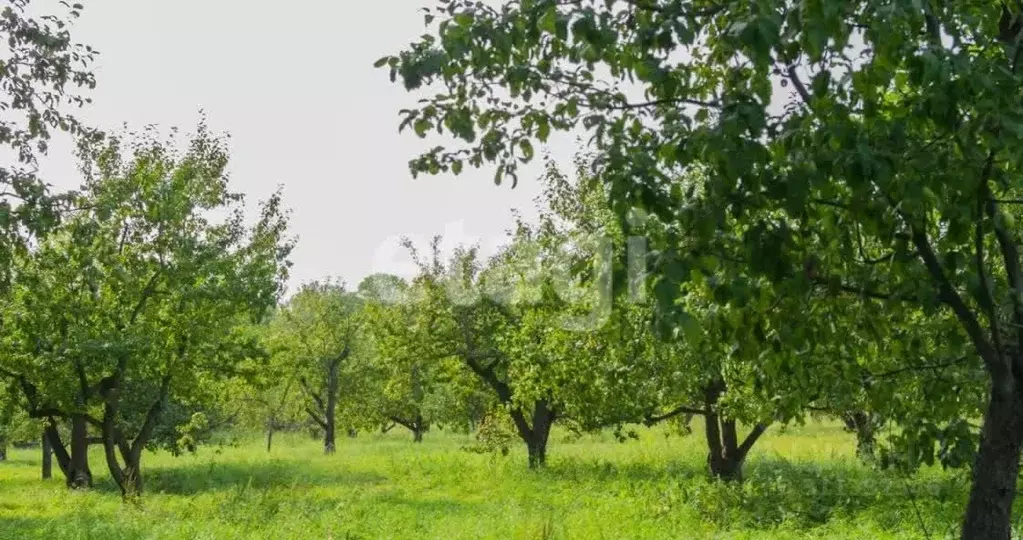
0,422,981,539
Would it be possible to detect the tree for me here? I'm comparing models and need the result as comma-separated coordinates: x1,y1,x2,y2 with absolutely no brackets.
361,272,494,442
232,330,306,452
266,279,366,454
0,122,293,496
380,2,1023,535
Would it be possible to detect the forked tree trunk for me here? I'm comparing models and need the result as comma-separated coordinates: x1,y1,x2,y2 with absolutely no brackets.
960,384,1023,540
842,411,878,461
510,399,556,469
702,381,767,483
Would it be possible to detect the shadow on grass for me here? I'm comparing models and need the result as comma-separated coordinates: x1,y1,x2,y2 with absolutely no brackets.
542,454,967,535
368,492,478,516
0,516,146,540
89,458,388,496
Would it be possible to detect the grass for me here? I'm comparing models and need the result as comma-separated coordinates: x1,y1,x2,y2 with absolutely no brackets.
0,421,989,539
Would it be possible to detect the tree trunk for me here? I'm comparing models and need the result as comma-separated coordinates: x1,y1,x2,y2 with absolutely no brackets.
323,358,339,455
100,420,148,499
842,411,877,461
702,380,767,483
960,385,1023,540
412,413,426,443
266,425,274,453
67,413,92,489
0,439,6,461
41,431,52,479
510,399,555,469
705,416,745,482
43,419,70,478
121,457,143,498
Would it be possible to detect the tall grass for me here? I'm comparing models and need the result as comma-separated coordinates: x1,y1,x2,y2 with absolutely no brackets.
0,422,997,539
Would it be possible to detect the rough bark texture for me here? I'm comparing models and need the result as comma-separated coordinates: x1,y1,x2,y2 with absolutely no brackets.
960,385,1023,540
67,413,92,489
43,419,70,478
702,381,767,483
841,411,878,461
510,399,555,469
41,431,52,480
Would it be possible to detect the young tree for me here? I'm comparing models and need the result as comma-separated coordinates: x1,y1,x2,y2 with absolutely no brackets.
233,339,306,452
380,2,1023,535
266,280,365,454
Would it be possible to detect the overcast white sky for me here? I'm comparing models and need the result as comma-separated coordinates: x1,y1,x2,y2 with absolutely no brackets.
33,0,577,291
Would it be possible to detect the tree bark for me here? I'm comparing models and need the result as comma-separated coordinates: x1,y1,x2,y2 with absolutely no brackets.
41,431,52,479
390,414,427,442
842,411,877,461
960,385,1023,540
702,380,767,483
323,357,339,454
510,399,555,469
411,412,426,443
266,425,274,453
43,419,70,478
67,413,92,489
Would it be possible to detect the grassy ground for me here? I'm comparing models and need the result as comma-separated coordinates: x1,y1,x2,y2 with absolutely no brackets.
0,422,983,539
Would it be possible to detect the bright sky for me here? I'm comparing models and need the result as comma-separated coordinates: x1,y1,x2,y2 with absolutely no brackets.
34,0,578,291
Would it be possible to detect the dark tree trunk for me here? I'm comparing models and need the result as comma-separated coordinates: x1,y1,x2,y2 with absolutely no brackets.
960,385,1023,540
43,419,70,478
266,425,274,453
390,414,427,442
323,420,336,454
842,411,877,461
121,457,143,498
702,381,767,483
411,413,426,443
101,419,148,499
41,431,52,479
99,372,170,499
67,413,92,489
322,357,340,455
510,399,555,469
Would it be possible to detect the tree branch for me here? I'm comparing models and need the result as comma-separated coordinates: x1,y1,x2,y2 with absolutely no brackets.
128,373,172,462
737,423,768,459
643,404,707,425
909,225,1004,385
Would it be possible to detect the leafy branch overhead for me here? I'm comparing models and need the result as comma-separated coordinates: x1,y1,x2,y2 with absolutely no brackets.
380,1,1023,537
